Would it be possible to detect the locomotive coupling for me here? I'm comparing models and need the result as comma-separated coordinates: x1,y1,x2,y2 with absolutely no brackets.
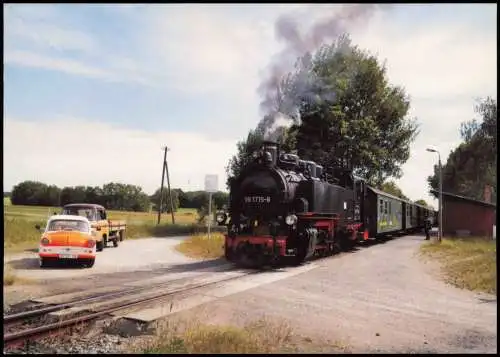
269,221,281,257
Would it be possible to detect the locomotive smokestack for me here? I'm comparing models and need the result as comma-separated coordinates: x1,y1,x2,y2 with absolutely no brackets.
262,141,279,166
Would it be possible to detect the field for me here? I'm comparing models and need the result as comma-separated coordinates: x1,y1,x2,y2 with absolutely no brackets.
3,202,226,253
420,237,497,295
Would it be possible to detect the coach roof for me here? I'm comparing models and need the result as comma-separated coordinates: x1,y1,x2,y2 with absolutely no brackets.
367,186,408,203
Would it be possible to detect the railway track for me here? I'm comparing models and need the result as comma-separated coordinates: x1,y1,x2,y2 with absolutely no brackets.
3,267,258,349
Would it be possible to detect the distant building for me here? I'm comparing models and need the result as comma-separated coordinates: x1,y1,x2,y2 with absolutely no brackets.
431,185,496,238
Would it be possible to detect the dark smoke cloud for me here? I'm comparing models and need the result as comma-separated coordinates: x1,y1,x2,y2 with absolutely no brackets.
257,4,389,142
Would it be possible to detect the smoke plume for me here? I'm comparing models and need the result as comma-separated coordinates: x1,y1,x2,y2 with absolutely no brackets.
257,4,387,142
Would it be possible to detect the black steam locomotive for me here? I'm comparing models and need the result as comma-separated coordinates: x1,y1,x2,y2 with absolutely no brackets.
217,141,435,267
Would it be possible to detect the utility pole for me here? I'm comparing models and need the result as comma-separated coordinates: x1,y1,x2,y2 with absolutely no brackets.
438,154,443,243
164,147,176,225
426,146,442,243
157,146,176,225
157,147,168,225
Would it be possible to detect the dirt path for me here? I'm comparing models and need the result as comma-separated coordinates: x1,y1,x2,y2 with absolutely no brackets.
178,235,497,354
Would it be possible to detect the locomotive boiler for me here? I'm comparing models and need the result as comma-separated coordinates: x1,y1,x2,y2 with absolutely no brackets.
217,141,368,267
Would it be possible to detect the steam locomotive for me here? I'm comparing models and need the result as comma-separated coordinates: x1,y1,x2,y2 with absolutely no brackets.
217,141,435,267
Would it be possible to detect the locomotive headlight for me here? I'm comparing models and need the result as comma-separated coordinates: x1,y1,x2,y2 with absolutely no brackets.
216,213,227,223
285,214,298,226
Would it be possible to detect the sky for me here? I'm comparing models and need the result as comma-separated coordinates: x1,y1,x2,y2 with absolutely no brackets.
3,3,497,206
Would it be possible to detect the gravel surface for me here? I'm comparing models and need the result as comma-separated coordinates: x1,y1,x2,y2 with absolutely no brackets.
171,235,497,354
4,330,128,354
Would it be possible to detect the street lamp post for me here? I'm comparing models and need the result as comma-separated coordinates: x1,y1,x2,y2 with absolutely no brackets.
426,146,443,242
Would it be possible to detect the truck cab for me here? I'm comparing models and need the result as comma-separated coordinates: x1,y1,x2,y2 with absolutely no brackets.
61,203,126,251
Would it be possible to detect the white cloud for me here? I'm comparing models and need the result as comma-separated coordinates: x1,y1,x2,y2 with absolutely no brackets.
3,117,238,194
351,13,497,99
4,50,113,80
3,4,496,207
3,4,97,54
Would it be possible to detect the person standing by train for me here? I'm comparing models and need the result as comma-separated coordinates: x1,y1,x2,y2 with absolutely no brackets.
424,215,432,240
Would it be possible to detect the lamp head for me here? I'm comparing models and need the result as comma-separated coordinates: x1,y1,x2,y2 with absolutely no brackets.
426,145,438,153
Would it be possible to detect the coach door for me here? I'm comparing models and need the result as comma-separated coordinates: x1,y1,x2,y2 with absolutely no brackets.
353,179,365,223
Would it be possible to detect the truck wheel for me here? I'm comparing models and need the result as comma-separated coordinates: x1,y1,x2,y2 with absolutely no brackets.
96,241,104,252
113,238,119,248
39,258,47,268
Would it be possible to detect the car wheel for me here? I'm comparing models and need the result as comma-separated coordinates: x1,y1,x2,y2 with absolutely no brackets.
86,259,95,268
39,258,47,268
96,241,104,252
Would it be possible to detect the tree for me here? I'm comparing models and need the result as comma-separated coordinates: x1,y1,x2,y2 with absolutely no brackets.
427,97,497,201
11,181,50,206
379,181,409,200
414,199,428,206
212,191,229,209
225,129,264,189
60,186,87,205
226,35,419,187
150,188,180,213
291,36,419,186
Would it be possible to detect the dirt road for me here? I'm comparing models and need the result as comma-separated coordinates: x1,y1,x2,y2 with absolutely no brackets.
179,235,497,354
5,236,195,280
4,236,208,310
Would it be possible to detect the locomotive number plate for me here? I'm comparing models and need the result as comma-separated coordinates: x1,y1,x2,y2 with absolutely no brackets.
244,196,271,204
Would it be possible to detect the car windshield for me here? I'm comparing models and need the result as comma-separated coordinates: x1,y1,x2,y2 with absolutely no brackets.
62,207,96,220
47,220,89,233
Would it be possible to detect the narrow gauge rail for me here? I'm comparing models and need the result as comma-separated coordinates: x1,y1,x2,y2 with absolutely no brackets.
4,268,259,349
4,264,236,330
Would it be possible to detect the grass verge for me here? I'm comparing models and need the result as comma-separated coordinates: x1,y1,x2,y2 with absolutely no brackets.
132,314,348,354
420,237,497,295
135,317,296,354
3,263,33,286
175,233,225,259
